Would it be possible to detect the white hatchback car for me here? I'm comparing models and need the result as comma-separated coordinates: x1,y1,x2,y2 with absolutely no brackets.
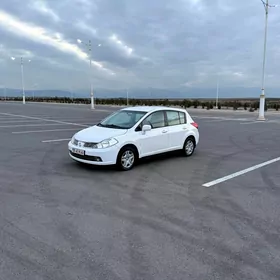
68,106,199,171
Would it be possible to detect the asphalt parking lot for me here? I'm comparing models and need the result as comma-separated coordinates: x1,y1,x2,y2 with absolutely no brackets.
0,101,280,280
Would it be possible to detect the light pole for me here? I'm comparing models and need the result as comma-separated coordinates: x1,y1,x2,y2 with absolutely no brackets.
126,88,129,106
68,85,74,101
258,0,277,120
77,39,102,110
32,83,38,100
11,56,31,105
0,85,6,101
215,77,219,109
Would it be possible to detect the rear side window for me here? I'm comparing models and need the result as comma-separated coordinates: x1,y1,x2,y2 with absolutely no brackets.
166,111,180,126
179,112,186,124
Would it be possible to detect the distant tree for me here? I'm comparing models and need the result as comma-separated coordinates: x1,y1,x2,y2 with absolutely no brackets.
182,99,192,108
253,101,259,110
193,100,200,108
206,102,212,110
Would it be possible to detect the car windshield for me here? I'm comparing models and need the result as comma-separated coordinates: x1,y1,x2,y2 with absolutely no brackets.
97,110,147,129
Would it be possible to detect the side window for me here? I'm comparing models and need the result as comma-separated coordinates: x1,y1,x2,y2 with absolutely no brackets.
166,111,180,126
143,111,165,129
179,112,186,124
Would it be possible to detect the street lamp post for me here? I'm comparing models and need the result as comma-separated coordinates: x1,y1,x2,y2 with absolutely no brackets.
32,83,38,100
258,0,277,120
20,57,26,105
215,77,219,109
77,39,97,110
126,88,129,106
89,40,94,109
11,56,31,105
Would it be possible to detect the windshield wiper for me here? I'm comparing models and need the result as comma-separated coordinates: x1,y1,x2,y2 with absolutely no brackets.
103,124,126,129
96,123,104,127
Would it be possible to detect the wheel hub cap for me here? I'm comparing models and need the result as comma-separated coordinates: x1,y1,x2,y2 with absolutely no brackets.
121,151,135,168
185,140,194,155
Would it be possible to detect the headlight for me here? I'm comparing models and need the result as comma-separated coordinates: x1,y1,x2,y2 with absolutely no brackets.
71,135,76,144
95,138,118,149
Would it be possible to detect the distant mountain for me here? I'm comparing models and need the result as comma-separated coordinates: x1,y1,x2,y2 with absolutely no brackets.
1,87,280,99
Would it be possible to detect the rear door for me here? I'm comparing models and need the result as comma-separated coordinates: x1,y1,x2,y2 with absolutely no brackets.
165,110,187,150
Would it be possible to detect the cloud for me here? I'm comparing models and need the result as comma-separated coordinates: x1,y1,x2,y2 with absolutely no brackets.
28,0,60,22
1,0,280,92
0,9,114,75
75,21,97,37
109,34,134,56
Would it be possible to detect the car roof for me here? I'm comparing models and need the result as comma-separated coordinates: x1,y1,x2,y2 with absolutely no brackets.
121,106,187,113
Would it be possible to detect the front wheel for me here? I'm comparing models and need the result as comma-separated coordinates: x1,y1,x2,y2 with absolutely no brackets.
117,147,137,171
183,137,196,157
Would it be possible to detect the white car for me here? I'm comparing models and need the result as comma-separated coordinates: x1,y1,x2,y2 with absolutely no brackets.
68,106,199,171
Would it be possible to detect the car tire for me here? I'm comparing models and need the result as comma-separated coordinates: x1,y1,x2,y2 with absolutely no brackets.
183,137,196,157
116,146,137,171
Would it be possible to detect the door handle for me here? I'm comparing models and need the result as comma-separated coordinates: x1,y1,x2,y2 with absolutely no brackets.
183,127,187,130
162,130,168,133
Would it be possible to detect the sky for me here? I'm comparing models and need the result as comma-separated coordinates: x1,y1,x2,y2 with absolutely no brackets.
0,0,280,94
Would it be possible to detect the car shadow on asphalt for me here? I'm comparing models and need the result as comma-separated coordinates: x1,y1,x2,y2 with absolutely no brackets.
73,150,184,173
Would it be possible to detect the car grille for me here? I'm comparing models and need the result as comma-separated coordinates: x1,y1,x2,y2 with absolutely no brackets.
83,142,98,148
73,138,98,148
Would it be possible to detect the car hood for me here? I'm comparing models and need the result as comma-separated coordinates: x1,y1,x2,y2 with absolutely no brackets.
75,125,127,143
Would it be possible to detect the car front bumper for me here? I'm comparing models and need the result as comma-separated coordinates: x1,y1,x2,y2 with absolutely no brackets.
68,141,120,166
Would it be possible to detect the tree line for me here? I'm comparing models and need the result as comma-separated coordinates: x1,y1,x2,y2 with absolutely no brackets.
1,96,280,111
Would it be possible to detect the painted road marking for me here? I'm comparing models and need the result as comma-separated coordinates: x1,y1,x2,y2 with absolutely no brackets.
42,138,71,143
0,112,89,127
240,121,265,125
0,119,42,124
202,156,280,187
0,123,68,128
193,116,250,121
12,128,79,134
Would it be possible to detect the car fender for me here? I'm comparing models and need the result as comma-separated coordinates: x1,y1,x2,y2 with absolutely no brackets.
183,131,199,147
117,140,141,154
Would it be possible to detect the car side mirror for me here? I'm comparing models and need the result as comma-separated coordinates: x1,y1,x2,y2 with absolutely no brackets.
142,124,151,132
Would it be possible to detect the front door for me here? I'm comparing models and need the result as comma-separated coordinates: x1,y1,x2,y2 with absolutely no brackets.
136,110,169,157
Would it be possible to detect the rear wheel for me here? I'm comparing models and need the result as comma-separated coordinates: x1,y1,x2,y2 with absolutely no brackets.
183,137,195,157
117,146,137,171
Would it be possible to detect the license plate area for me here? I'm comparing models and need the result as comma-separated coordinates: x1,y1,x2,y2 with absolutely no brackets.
72,148,85,156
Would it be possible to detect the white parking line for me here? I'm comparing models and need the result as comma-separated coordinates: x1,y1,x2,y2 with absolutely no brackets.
12,128,79,134
42,138,71,143
240,121,264,125
0,123,68,128
203,119,226,123
0,119,42,124
193,116,250,122
202,156,280,187
0,117,25,120
0,112,89,127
